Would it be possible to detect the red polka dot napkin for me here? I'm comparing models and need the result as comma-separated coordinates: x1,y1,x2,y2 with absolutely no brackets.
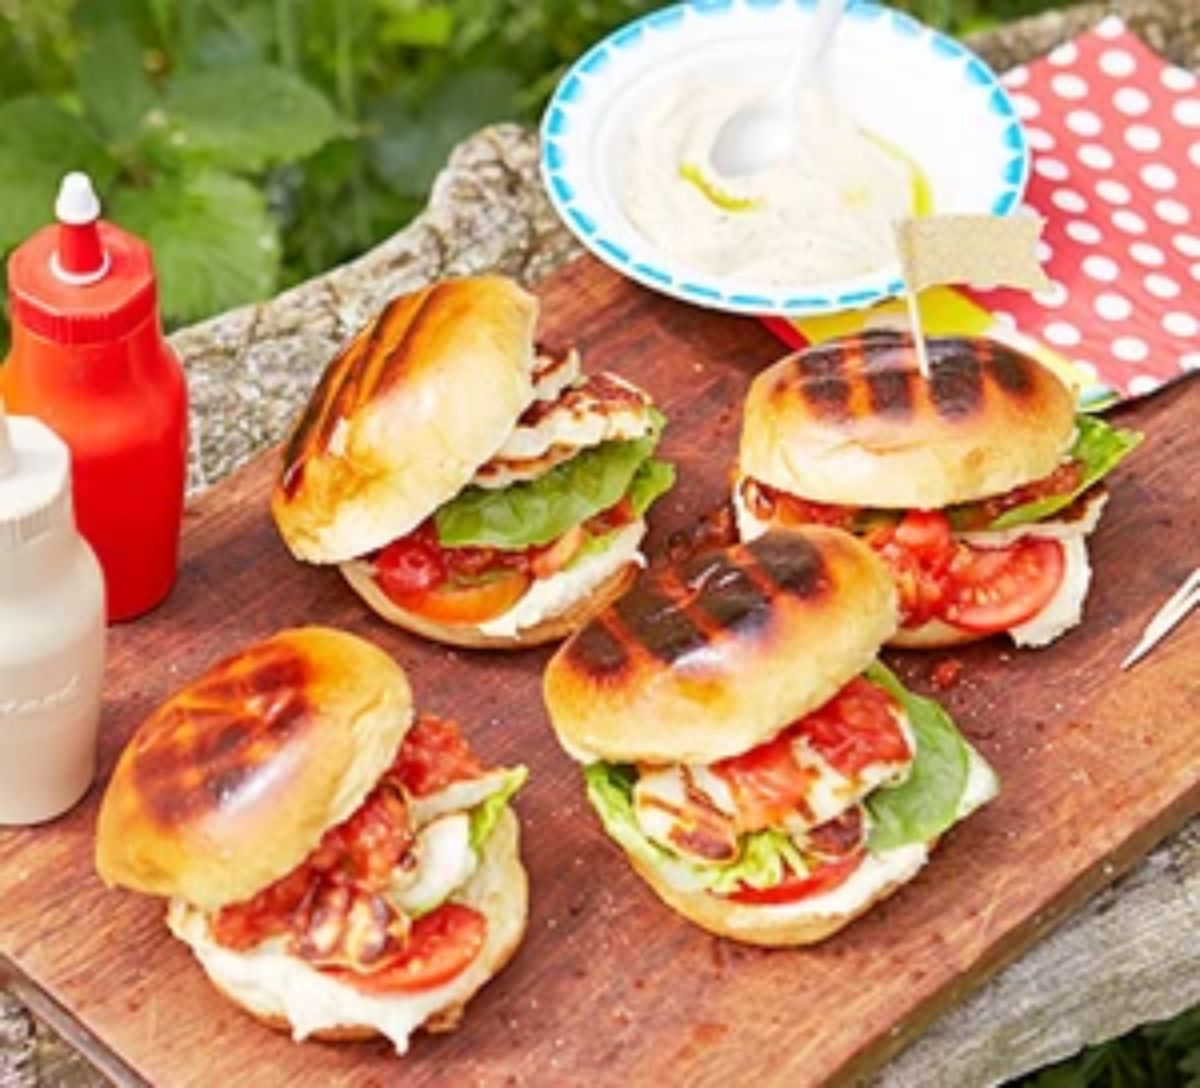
968,17,1199,400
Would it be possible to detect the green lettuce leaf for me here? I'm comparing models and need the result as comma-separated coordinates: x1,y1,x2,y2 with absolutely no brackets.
435,409,672,550
561,458,677,570
435,433,660,550
468,766,527,853
948,415,1141,532
864,662,974,852
628,458,676,515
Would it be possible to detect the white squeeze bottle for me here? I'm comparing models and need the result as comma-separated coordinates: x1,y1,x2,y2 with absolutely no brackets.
0,402,106,824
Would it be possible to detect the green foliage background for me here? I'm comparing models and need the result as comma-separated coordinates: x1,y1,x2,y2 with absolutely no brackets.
0,0,1073,329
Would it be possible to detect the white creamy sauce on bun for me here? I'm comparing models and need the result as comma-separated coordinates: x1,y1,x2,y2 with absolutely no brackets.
478,522,645,639
960,492,1105,647
622,82,915,287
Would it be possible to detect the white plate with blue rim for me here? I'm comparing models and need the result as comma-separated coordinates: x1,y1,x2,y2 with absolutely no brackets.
540,0,1029,317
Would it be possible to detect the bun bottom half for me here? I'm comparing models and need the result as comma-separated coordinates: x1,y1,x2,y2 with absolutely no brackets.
341,559,638,649
886,619,986,649
170,809,527,1050
626,844,926,948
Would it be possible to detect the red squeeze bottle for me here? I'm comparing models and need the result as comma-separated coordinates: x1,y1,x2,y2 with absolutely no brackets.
2,173,187,622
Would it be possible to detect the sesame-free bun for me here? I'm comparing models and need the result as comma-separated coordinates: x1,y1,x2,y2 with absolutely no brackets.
167,809,528,1048
887,618,988,649
627,845,920,948
96,628,413,912
740,331,1077,510
341,555,639,649
544,528,898,765
272,277,539,564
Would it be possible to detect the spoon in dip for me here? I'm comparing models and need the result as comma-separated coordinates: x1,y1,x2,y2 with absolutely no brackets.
710,0,845,178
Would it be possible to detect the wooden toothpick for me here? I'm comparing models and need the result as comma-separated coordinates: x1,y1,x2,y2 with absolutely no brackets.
1121,566,1200,670
904,289,931,379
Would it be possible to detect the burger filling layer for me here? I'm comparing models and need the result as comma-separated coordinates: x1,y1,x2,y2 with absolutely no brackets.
585,664,998,915
367,355,675,631
175,717,525,1048
736,414,1138,645
169,808,524,1054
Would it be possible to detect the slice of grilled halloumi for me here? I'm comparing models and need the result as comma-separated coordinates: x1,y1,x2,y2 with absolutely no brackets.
473,372,656,489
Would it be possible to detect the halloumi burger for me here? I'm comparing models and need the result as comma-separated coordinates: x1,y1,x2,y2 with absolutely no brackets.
96,627,528,1052
736,331,1140,648
543,528,998,946
272,276,674,648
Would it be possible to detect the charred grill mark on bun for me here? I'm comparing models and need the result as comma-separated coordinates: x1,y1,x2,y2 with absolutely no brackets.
687,551,779,638
280,286,446,498
743,532,830,602
610,577,712,668
787,342,852,421
563,613,634,680
132,644,313,825
987,340,1036,397
861,336,916,418
563,532,832,677
927,346,984,420
758,331,1051,435
375,284,447,396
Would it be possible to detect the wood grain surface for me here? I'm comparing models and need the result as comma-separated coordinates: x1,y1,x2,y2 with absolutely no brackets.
1,258,1197,1088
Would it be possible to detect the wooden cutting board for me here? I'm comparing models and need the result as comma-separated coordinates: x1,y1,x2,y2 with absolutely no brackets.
2,258,1197,1088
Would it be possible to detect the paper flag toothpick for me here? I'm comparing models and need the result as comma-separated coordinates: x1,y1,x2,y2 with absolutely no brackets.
895,214,1053,294
894,214,1052,376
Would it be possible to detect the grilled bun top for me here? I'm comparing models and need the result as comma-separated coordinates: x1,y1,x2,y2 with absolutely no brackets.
96,628,413,912
740,331,1077,509
272,277,539,564
544,528,898,765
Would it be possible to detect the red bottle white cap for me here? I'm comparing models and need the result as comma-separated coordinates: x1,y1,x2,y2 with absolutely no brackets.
50,172,110,286
7,173,159,345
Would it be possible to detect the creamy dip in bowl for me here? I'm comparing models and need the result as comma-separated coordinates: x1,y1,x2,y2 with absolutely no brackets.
541,2,1028,316
622,83,922,288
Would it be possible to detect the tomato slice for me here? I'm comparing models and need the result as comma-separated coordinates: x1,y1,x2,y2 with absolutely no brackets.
375,533,448,597
712,731,820,832
794,677,911,778
726,851,865,905
393,715,484,798
889,509,954,559
866,510,955,626
712,678,907,831
327,903,487,994
942,536,1065,633
380,570,531,625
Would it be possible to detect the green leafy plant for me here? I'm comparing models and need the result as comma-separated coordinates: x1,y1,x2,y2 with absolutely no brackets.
1010,1005,1200,1087
0,0,1079,335
0,7,342,326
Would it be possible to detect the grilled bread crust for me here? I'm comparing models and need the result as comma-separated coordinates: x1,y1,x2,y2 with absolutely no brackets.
544,528,898,765
96,628,413,911
340,557,639,648
740,331,1076,510
272,277,539,564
